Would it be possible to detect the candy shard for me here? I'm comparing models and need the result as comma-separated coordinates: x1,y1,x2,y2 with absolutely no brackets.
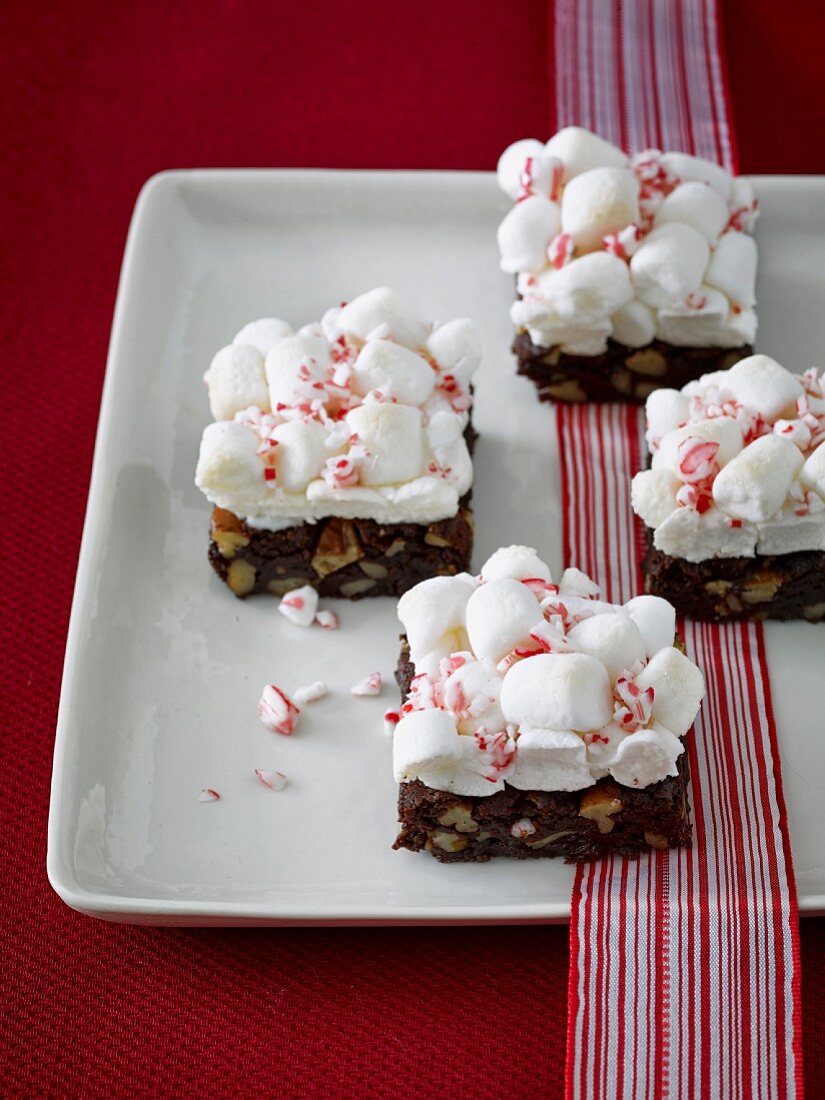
258,684,301,735
255,769,287,791
293,681,328,705
315,609,340,630
278,585,320,627
198,788,221,802
351,672,382,697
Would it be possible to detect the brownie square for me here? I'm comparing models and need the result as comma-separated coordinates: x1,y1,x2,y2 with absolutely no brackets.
391,641,692,863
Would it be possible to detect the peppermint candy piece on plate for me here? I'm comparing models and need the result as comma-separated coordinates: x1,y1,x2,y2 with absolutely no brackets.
258,684,300,735
351,672,382,697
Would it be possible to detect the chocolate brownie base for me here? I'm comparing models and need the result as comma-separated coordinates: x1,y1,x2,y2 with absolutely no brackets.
643,534,825,622
208,497,474,599
513,331,752,405
392,642,692,862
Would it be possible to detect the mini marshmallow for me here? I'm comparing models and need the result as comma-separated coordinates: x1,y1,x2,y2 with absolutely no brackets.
653,508,758,563
351,340,435,405
558,568,600,598
465,578,541,663
345,403,424,486
269,419,330,491
654,181,729,243
337,287,428,350
537,251,634,323
651,416,744,472
232,318,293,356
712,433,804,522
560,167,640,252
511,294,613,354
656,287,748,349
480,545,552,584
544,126,629,181
724,355,803,421
610,299,656,348
544,594,615,618
397,574,476,663
730,176,756,212
623,596,676,657
500,653,612,732
801,445,825,500
205,344,270,421
496,138,548,199
425,318,482,389
195,421,262,496
566,613,647,680
682,368,738,398
507,728,594,792
658,152,733,200
392,709,506,796
635,647,705,737
630,469,681,529
443,659,506,736
705,231,758,309
497,195,561,273
265,334,331,407
630,223,711,308
756,506,825,555
427,410,463,452
584,721,629,771
645,388,690,445
608,723,684,788
519,153,564,200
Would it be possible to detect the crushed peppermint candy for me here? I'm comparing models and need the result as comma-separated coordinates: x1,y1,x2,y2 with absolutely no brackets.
510,818,537,839
602,224,643,259
547,232,574,269
254,769,288,791
315,609,340,630
293,681,328,705
351,672,382,697
198,788,221,802
383,710,400,737
258,684,301,735
474,728,517,783
278,585,319,627
613,661,656,732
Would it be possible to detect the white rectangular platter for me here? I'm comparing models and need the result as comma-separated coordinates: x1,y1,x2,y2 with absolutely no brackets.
48,171,825,924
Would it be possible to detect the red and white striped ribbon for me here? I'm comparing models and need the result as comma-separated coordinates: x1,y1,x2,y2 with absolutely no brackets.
553,3,803,1098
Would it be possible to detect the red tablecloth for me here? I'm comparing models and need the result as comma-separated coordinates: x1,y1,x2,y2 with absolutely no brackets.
2,2,823,1095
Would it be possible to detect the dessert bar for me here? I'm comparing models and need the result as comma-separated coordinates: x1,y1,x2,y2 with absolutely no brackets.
195,288,481,598
632,354,825,621
390,546,704,861
496,126,758,403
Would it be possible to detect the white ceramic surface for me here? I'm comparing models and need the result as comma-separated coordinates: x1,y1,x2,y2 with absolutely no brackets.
47,171,825,925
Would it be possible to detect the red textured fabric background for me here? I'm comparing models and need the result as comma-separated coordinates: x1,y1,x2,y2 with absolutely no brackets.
1,2,823,1096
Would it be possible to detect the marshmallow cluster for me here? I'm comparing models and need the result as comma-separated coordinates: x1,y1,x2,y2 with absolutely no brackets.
195,289,481,527
496,127,758,355
392,547,704,797
632,356,825,561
